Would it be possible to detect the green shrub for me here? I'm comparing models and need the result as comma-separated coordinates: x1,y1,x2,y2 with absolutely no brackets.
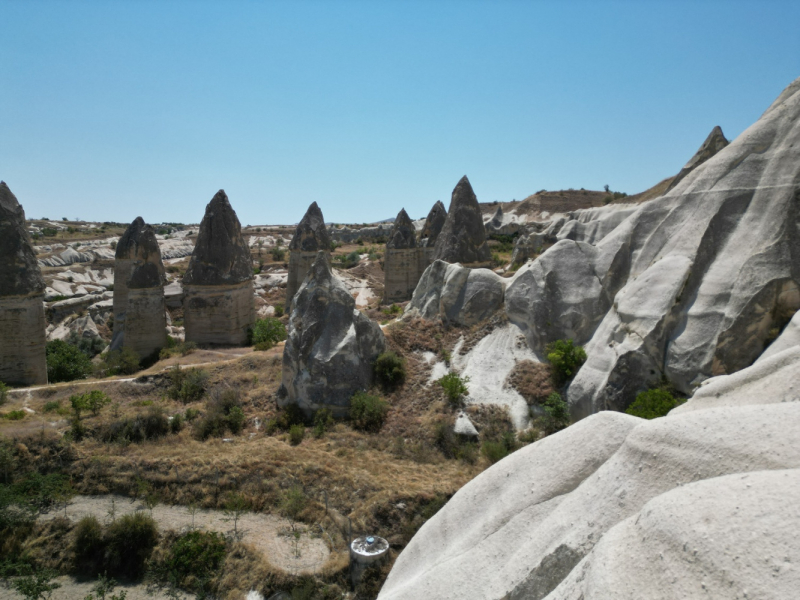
69,390,111,417
3,410,25,421
433,422,478,463
381,304,402,316
72,515,105,576
437,372,470,406
545,339,587,384
349,391,388,432
274,303,284,318
166,366,208,403
0,382,7,405
288,423,305,445
481,440,509,464
275,403,307,430
43,400,60,413
104,512,159,579
46,340,93,383
251,317,287,350
280,485,306,521
374,351,406,390
184,408,200,421
270,247,286,261
625,388,685,419
312,408,334,438
97,408,170,444
337,251,361,269
193,388,246,440
539,392,570,434
151,530,226,595
100,347,141,376
170,412,184,434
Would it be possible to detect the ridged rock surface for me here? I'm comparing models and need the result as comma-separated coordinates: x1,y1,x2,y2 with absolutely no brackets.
287,202,331,311
0,182,47,385
384,209,423,303
493,77,800,417
112,217,164,350
378,342,800,600
184,191,254,346
433,176,491,265
123,233,167,359
279,252,385,417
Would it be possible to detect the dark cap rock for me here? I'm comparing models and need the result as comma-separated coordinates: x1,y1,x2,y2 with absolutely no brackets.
183,190,253,286
0,182,45,296
289,202,331,252
127,228,166,289
432,176,491,264
116,217,146,260
387,208,417,249
420,200,446,246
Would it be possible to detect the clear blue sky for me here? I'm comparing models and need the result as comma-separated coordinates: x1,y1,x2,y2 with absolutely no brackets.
1,0,798,226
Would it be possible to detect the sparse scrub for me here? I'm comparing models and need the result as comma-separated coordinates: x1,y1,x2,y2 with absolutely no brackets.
438,372,470,406
270,247,286,261
288,423,305,445
546,339,587,384
158,340,197,360
97,408,171,444
625,388,686,419
349,391,388,432
149,530,226,596
194,388,246,440
312,408,334,438
374,351,406,390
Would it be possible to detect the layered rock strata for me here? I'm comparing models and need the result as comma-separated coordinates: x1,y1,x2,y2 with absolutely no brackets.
383,209,422,304
279,252,385,417
378,343,800,600
433,176,491,266
0,182,47,385
183,190,254,346
286,202,330,311
123,228,167,359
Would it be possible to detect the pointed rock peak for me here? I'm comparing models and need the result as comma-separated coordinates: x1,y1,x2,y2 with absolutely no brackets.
116,217,148,259
668,126,731,192
0,182,45,296
450,176,477,208
432,176,490,264
183,190,252,286
290,202,331,251
387,208,417,249
421,200,447,244
126,227,166,289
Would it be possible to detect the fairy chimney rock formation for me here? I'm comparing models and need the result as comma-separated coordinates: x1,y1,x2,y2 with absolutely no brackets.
112,217,148,349
419,199,447,270
433,176,492,266
286,201,331,310
183,190,255,346
279,251,386,417
384,208,422,304
123,226,167,359
0,182,47,385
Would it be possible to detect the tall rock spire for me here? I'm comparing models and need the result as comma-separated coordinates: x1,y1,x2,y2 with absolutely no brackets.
286,202,331,311
433,176,491,265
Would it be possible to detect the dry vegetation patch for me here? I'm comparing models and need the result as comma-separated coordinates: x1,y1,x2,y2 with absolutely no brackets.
505,360,556,406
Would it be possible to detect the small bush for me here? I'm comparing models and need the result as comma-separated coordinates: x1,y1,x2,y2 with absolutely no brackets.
184,407,200,421
251,317,287,350
288,423,305,445
97,408,171,444
438,372,470,406
100,347,141,376
167,366,208,403
46,339,93,383
337,251,361,269
275,403,307,430
274,303,284,317
280,485,306,521
159,340,197,360
481,440,509,464
349,391,388,432
625,388,686,419
43,400,60,413
151,530,226,595
546,339,587,385
104,512,159,579
0,382,8,405
270,247,286,261
3,410,25,421
194,388,246,440
374,351,406,390
538,392,570,434
70,390,111,417
170,412,184,434
72,515,105,576
312,408,334,438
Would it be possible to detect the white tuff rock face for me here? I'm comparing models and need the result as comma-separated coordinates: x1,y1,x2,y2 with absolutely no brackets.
378,343,800,600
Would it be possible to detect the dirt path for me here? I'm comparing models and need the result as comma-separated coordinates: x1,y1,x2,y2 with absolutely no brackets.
0,577,178,600
40,495,330,575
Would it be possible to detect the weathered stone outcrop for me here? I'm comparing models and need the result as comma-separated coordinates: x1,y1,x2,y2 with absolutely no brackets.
279,252,385,417
406,260,506,327
420,200,446,249
0,182,47,385
378,346,800,600
123,229,167,359
286,202,331,311
666,124,729,192
383,209,423,304
183,190,254,346
433,176,491,266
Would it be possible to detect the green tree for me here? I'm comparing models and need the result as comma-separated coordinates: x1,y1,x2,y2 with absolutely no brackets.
46,340,92,383
251,317,287,351
349,391,389,432
374,351,406,390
